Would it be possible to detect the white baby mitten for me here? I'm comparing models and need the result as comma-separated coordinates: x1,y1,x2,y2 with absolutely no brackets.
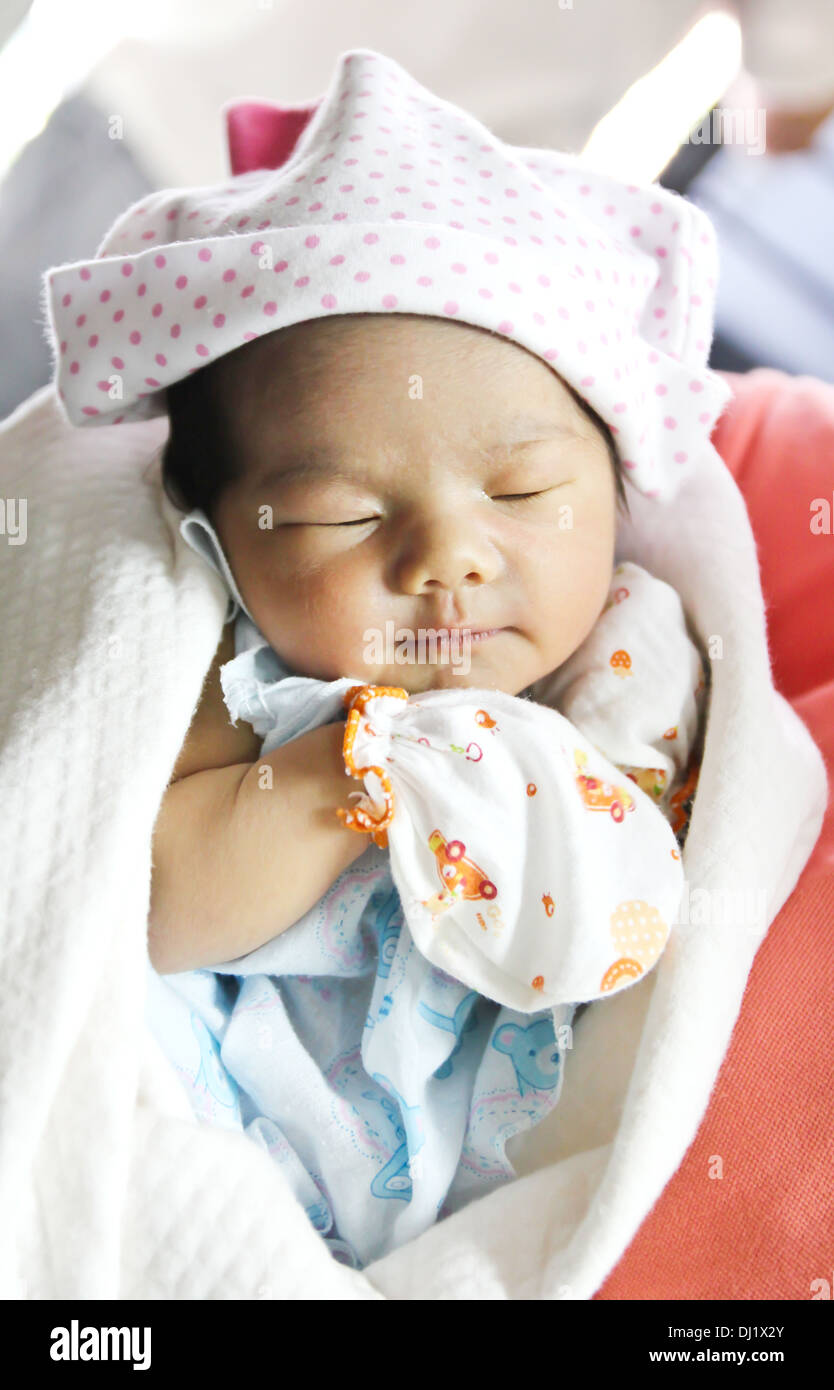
334,682,684,1013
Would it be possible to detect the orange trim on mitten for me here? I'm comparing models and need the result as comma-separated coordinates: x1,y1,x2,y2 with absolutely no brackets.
335,685,409,849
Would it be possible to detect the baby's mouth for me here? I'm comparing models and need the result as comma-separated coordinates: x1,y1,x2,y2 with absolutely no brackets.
435,627,504,643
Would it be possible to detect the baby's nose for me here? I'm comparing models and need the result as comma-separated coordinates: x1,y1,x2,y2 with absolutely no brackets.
392,508,501,595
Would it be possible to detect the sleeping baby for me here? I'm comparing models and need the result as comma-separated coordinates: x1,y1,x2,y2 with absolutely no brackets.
145,306,705,1265
42,48,730,1269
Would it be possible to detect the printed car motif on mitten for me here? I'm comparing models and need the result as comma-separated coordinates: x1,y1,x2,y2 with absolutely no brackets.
573,748,636,822
422,829,498,921
623,765,669,802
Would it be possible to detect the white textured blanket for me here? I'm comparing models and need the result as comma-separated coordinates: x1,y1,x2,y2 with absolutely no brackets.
0,383,825,1299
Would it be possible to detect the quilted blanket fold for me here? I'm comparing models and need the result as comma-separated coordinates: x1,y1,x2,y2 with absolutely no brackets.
0,385,825,1299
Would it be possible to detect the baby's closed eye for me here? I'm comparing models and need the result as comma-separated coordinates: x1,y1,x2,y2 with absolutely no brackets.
295,479,576,527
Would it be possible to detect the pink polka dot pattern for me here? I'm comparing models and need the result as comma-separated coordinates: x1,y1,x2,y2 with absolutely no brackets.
42,45,732,503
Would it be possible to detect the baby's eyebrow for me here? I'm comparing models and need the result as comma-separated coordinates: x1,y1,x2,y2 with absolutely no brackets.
488,415,582,448
254,452,360,490
254,416,580,489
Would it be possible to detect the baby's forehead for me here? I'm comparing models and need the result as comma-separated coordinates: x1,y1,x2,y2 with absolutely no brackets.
218,312,583,424
209,315,613,492
229,311,501,377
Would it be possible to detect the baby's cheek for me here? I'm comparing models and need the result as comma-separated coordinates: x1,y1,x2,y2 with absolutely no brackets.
298,579,377,676
532,530,612,661
568,492,616,582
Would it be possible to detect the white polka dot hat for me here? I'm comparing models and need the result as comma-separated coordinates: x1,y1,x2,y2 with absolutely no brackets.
41,46,732,502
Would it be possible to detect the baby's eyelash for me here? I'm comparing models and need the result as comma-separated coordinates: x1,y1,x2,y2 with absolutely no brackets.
315,489,552,526
494,490,549,502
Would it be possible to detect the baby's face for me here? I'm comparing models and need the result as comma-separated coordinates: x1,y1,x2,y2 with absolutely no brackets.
212,314,617,696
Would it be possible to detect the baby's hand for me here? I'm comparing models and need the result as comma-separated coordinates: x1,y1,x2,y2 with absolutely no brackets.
149,710,367,974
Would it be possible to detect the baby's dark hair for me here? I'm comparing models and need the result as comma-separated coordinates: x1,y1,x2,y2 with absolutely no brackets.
161,351,240,521
561,381,631,520
161,351,630,522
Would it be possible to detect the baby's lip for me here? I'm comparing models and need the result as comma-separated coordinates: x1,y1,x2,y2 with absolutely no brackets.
435,625,498,634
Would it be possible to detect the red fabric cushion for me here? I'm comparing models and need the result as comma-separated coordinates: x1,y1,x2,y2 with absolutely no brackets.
709,369,834,702
225,100,319,176
595,368,834,1299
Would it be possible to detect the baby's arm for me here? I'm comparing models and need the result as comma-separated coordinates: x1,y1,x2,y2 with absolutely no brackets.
148,625,367,975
